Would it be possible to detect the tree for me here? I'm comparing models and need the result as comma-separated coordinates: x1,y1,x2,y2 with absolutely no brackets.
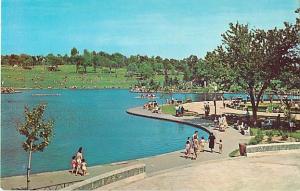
204,49,237,90
186,55,198,80
214,19,299,123
138,62,154,80
71,47,79,57
162,59,172,86
23,55,34,69
91,51,99,72
127,63,138,76
17,104,54,190
70,47,79,72
83,49,92,73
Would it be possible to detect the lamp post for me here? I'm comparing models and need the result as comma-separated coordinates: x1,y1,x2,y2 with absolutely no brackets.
214,85,217,115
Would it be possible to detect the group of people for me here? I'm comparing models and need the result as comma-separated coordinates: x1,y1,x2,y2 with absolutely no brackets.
140,94,156,98
214,114,228,131
234,120,250,135
71,147,88,176
143,101,160,113
185,131,223,159
175,105,185,116
143,101,158,109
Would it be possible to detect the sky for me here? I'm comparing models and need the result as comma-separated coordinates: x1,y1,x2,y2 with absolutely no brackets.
1,0,299,59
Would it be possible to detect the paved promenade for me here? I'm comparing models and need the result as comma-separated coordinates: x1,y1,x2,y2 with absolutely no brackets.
118,151,300,191
1,107,250,190
183,101,300,120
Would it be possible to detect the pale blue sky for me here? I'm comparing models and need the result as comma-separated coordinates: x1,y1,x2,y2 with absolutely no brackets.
1,0,299,58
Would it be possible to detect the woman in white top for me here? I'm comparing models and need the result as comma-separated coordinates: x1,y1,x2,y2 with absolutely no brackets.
75,147,83,175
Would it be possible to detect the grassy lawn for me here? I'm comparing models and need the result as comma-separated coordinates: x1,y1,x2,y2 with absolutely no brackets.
1,65,181,89
161,104,176,115
229,149,240,157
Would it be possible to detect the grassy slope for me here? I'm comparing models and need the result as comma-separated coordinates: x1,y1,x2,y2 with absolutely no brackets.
1,65,181,89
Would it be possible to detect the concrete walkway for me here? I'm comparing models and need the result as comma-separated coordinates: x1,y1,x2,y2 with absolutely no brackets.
1,107,250,190
117,150,300,191
183,101,300,120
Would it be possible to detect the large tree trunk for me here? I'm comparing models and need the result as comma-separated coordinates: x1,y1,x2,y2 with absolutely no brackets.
248,88,257,124
27,142,33,190
248,80,270,125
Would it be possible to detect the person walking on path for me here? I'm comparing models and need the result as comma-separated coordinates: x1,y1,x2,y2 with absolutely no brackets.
193,138,199,159
218,139,223,154
208,133,216,153
199,137,205,152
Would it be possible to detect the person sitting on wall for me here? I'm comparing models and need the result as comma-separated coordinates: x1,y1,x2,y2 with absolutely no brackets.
181,105,185,115
175,105,179,116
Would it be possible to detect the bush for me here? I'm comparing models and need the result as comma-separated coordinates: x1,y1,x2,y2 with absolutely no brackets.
254,129,264,143
250,128,257,136
248,137,258,145
266,130,274,142
278,130,288,141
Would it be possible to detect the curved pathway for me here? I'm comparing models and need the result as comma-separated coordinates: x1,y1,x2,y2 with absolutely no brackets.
126,107,250,173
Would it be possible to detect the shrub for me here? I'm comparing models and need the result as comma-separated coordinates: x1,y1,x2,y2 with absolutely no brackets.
248,137,258,145
254,129,264,143
266,130,274,142
279,130,289,141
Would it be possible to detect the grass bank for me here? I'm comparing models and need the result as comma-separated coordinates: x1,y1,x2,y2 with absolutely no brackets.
161,104,176,115
1,65,178,89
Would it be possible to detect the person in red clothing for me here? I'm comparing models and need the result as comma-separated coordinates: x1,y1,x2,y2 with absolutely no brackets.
71,156,77,173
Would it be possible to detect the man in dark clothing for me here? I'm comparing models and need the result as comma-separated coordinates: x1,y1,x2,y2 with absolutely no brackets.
208,133,216,152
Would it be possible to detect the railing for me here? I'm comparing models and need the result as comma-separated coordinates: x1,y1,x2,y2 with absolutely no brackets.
32,180,83,190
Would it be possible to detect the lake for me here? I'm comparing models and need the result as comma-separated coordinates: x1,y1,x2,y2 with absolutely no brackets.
1,89,208,177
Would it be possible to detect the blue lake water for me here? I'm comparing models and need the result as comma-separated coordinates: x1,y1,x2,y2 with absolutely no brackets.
1,89,208,177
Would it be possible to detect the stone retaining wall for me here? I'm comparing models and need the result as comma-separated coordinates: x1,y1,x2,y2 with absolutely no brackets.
246,142,300,155
62,164,146,190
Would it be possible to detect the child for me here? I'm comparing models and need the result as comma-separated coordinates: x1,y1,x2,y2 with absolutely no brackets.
219,139,223,154
81,159,88,176
185,140,191,158
199,137,205,152
71,156,77,173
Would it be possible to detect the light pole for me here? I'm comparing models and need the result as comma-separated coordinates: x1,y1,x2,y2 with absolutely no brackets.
214,85,217,115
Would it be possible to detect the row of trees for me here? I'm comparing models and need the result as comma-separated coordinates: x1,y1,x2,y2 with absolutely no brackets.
1,49,206,86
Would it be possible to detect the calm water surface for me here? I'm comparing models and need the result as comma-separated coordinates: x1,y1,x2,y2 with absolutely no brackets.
1,89,208,177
